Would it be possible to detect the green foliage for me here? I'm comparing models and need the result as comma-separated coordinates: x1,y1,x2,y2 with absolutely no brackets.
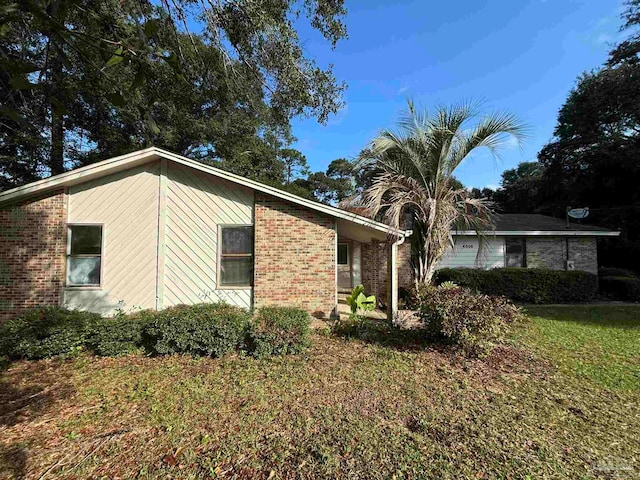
435,268,598,304
87,311,154,357
413,285,522,357
1,0,347,189
0,307,101,360
599,266,638,278
599,276,640,301
346,284,376,314
357,100,526,283
143,303,251,358
248,306,311,358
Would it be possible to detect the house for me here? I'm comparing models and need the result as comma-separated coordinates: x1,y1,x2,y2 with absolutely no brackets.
439,214,620,273
0,148,410,322
0,147,620,322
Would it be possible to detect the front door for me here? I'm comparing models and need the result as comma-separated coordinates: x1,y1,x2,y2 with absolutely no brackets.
337,242,351,290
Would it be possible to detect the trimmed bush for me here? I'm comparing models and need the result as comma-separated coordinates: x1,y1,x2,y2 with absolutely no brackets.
143,303,251,357
248,306,311,357
413,285,523,357
434,268,598,304
87,310,153,356
599,276,640,302
598,266,638,279
0,307,101,360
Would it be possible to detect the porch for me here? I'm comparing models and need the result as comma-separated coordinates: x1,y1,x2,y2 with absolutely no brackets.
335,218,411,322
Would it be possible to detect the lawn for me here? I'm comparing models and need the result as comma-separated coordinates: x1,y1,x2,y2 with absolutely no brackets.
1,306,639,479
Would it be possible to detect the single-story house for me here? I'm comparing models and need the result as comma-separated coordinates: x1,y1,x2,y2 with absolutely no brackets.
0,147,410,322
0,147,620,322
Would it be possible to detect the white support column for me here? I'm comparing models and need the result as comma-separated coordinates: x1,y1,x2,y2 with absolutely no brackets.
352,241,362,286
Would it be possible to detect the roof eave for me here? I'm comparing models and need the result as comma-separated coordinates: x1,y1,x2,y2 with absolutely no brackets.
453,230,620,237
0,147,410,238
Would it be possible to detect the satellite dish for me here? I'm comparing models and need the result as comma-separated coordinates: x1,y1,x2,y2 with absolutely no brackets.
567,207,589,220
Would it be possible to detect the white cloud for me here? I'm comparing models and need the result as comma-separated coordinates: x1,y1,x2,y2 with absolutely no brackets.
397,86,409,95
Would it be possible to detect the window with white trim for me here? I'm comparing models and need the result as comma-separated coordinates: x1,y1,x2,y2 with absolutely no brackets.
505,238,526,268
67,225,102,286
219,226,253,287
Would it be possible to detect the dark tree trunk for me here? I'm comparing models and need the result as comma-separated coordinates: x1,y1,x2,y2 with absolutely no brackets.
47,0,66,175
50,98,64,175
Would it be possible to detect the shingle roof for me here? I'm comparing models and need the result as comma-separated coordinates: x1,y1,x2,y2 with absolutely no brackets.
493,214,611,232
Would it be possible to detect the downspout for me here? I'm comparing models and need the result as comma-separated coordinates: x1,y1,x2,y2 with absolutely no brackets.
388,232,410,325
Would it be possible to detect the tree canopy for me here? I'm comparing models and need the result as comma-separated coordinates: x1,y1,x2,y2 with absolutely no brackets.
0,0,347,189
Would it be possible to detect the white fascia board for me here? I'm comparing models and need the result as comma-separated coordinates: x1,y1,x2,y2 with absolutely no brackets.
453,230,620,237
0,147,410,238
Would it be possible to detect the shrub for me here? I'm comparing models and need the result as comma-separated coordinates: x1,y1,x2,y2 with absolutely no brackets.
0,307,101,360
143,303,251,357
434,268,598,304
413,284,523,357
87,310,154,356
248,306,311,357
598,266,638,279
599,276,640,302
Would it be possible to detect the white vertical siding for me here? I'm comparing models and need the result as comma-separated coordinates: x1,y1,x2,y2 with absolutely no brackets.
65,162,160,314
164,163,253,309
436,236,505,269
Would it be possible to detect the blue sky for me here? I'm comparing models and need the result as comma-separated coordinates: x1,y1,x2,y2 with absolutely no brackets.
290,0,625,189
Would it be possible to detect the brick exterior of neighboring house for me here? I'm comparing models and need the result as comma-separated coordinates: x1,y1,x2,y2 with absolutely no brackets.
526,237,598,274
253,192,337,318
0,190,67,321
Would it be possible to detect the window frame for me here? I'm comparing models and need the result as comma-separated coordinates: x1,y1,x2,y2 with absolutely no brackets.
217,224,254,289
505,237,526,268
66,223,104,289
337,243,350,266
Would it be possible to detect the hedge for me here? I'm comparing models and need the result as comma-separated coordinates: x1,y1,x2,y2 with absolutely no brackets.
87,311,154,357
143,303,252,357
1,303,316,361
599,276,640,302
0,307,101,360
248,306,311,357
434,268,598,304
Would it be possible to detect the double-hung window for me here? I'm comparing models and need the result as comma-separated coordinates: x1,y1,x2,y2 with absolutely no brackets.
67,225,102,286
505,238,526,268
219,226,253,287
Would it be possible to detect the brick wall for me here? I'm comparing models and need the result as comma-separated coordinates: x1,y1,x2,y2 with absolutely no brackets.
526,238,565,270
568,237,598,274
526,237,597,273
0,191,67,321
253,193,336,318
362,240,412,305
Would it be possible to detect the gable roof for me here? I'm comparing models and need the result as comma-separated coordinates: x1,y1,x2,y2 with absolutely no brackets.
0,147,409,237
454,213,619,237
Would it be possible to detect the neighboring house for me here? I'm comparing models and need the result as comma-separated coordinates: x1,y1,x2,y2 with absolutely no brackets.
439,214,619,273
0,148,410,322
344,215,620,302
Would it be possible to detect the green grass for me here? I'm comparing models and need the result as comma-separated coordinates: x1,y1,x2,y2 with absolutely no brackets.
522,305,640,391
0,306,639,479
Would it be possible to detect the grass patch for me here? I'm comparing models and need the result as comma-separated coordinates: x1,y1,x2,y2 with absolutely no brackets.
522,305,640,391
0,306,639,478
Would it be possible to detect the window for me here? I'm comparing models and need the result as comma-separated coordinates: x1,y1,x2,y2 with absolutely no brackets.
505,238,526,268
67,225,102,286
337,243,349,265
219,226,253,287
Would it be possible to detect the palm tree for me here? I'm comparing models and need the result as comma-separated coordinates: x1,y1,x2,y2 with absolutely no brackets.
358,100,527,284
